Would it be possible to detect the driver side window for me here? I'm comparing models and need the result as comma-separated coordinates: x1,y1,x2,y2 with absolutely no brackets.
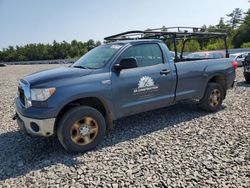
121,43,163,67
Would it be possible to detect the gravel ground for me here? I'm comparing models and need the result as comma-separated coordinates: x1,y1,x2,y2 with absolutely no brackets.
0,65,249,187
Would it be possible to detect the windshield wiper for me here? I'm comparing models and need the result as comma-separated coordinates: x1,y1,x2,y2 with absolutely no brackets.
72,65,88,69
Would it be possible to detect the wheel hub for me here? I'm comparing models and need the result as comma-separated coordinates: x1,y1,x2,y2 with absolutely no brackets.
79,125,90,136
209,89,221,107
213,95,218,101
70,117,99,146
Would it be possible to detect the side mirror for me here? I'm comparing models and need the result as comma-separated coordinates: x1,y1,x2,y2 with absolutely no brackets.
114,58,137,71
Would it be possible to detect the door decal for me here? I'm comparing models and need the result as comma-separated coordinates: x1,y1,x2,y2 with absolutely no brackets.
133,76,159,94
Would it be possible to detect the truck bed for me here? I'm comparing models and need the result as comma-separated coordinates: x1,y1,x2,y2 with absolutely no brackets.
174,58,235,101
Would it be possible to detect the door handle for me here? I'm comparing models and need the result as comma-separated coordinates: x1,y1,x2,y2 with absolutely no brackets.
160,69,171,75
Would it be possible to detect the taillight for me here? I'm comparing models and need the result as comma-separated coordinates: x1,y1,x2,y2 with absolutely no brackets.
232,61,238,69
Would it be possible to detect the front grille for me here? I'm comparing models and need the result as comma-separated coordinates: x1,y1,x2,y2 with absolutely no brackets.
18,79,30,107
18,86,25,105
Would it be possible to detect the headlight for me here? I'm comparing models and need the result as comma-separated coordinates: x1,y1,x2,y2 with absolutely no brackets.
31,88,56,101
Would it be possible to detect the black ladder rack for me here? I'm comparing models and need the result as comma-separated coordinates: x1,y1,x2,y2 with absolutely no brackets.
104,27,229,60
104,27,227,41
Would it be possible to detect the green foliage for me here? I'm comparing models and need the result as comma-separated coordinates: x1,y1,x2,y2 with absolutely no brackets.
232,9,250,48
177,40,201,52
205,40,225,50
241,42,250,48
0,40,101,62
207,18,233,37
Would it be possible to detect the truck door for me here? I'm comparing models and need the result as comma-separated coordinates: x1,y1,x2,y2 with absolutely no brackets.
111,43,176,118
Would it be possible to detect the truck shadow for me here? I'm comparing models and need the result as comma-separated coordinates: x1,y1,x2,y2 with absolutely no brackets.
0,101,214,181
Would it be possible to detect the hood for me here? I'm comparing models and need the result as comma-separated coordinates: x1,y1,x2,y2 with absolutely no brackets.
24,67,92,86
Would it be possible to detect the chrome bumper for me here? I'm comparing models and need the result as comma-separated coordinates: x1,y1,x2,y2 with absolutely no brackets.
16,112,55,137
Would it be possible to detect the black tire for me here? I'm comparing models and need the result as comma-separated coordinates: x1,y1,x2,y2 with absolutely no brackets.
199,82,224,112
57,106,106,153
245,75,250,84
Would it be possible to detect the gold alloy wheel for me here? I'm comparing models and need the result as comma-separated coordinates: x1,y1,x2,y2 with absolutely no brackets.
209,89,221,107
70,117,99,146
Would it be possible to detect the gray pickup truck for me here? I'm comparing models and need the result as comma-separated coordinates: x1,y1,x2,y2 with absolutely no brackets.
14,28,237,153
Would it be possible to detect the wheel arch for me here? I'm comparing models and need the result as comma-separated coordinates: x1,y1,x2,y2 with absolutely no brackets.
54,96,113,132
204,74,227,99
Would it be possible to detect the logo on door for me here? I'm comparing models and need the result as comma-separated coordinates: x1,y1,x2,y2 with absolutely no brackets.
133,76,159,94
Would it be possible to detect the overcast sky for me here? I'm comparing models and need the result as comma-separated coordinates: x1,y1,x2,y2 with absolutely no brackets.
0,0,249,49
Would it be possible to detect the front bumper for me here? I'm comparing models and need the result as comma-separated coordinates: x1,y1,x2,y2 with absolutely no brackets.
16,111,55,137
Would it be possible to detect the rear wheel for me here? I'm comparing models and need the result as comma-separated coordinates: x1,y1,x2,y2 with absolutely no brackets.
199,82,224,112
57,106,106,153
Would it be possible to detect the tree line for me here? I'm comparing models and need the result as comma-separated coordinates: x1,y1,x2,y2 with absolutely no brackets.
0,40,101,62
1,6,250,62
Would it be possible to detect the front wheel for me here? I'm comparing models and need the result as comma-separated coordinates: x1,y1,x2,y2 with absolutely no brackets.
199,82,224,112
57,106,106,153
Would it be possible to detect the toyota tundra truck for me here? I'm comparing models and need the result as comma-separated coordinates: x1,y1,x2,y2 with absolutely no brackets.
14,28,237,153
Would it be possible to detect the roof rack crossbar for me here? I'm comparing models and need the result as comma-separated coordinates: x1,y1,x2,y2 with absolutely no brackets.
145,26,203,32
104,29,227,42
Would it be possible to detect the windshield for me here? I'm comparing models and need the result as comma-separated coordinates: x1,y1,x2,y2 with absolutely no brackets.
72,44,123,69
